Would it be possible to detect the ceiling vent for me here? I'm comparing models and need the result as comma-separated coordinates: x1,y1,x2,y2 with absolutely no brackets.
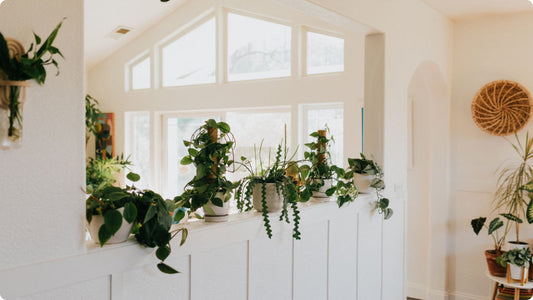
108,26,133,40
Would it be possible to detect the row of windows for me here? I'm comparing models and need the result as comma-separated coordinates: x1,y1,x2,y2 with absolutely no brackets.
126,103,344,198
128,11,345,90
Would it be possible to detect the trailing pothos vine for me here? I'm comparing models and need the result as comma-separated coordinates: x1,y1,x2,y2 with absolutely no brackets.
349,153,393,220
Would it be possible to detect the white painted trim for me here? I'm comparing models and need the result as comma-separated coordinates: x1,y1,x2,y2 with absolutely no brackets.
407,281,429,299
447,291,487,300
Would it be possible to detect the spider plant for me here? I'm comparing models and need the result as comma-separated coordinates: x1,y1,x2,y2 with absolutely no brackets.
494,133,533,243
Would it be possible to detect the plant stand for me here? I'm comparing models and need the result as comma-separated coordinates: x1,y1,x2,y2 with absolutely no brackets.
507,265,529,286
487,271,533,300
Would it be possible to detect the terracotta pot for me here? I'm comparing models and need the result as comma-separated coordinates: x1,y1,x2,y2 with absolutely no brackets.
485,250,506,277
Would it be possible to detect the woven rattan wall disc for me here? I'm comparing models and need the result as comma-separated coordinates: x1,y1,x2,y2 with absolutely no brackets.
471,80,532,136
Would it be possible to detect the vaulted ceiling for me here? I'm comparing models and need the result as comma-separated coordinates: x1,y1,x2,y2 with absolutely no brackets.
422,0,533,19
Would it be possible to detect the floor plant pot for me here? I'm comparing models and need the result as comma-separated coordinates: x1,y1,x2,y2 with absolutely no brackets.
353,173,373,194
203,192,231,222
311,179,334,202
0,80,30,149
87,207,133,245
485,250,507,277
252,183,284,213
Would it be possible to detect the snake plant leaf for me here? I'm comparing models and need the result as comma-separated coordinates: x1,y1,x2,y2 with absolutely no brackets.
527,199,533,224
500,213,523,224
488,217,504,235
471,217,486,235
157,263,179,274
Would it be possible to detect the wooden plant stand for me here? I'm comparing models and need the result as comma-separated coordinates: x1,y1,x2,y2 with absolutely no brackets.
487,271,532,300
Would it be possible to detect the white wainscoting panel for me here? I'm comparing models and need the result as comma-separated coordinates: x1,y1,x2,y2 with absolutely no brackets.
0,195,401,300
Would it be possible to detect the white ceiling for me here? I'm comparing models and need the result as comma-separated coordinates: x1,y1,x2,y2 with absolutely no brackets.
422,0,533,19
84,0,186,70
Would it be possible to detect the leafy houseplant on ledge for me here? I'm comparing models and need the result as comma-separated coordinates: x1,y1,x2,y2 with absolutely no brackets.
0,20,64,148
299,128,358,207
177,119,238,222
494,133,533,249
471,216,510,277
235,138,302,240
349,154,393,219
86,172,188,274
497,247,532,282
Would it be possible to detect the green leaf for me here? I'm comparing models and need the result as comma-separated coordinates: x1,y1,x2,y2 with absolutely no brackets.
98,225,111,246
180,156,193,165
471,217,486,235
203,204,216,215
104,209,123,235
188,148,198,157
180,228,188,246
379,198,389,209
206,119,217,128
174,209,185,223
144,205,157,223
156,246,171,261
310,132,320,137
211,197,223,207
500,213,523,224
240,156,247,161
157,263,179,274
217,122,230,133
488,218,504,235
126,172,141,182
33,32,41,45
123,202,137,223
527,199,533,224
383,208,393,220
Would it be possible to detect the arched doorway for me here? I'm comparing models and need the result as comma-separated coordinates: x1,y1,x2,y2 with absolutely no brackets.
406,61,450,299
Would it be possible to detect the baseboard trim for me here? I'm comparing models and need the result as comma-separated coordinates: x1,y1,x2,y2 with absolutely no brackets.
447,291,486,300
407,282,429,299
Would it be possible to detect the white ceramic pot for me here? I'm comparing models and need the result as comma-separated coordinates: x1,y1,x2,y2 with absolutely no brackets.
311,179,334,202
87,207,133,245
203,192,231,222
508,241,530,250
510,264,528,280
353,173,374,194
252,183,284,213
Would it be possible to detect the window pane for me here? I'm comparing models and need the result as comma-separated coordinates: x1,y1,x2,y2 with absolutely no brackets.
304,105,344,166
306,32,344,75
162,18,216,87
131,57,151,90
226,109,291,181
128,113,151,189
165,116,219,198
227,13,291,81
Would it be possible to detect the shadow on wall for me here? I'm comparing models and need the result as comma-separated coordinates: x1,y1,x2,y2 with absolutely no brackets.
406,61,450,299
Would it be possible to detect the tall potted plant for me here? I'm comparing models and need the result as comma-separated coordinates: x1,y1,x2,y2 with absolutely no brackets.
299,128,358,207
494,133,533,248
471,216,511,276
177,119,238,222
0,20,64,148
235,138,302,240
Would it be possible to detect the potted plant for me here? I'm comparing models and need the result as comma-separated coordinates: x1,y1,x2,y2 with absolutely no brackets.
348,153,393,219
0,20,64,148
348,153,380,194
494,133,533,249
86,154,131,194
497,247,532,282
299,128,358,207
471,216,511,276
177,119,238,222
86,172,188,274
85,94,102,146
235,138,302,240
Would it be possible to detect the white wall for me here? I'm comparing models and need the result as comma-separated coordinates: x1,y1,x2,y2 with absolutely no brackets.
450,12,533,299
0,0,85,271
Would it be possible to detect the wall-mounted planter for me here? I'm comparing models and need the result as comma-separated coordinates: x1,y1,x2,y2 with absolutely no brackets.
0,80,30,149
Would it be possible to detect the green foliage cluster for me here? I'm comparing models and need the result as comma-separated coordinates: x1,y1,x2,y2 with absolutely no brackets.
86,154,131,194
0,20,64,138
299,128,357,207
497,247,532,268
349,153,392,220
86,172,188,274
235,139,302,240
471,216,511,253
85,94,102,144
177,119,238,214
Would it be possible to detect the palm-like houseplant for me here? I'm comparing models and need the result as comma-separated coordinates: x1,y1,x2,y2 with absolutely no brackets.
177,119,238,222
0,20,64,147
494,133,533,247
299,128,358,207
235,137,301,240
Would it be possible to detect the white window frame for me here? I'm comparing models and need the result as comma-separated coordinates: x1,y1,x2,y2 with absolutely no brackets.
302,27,345,77
125,51,152,91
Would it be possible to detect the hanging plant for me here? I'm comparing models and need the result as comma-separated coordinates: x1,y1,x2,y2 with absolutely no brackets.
0,20,64,148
